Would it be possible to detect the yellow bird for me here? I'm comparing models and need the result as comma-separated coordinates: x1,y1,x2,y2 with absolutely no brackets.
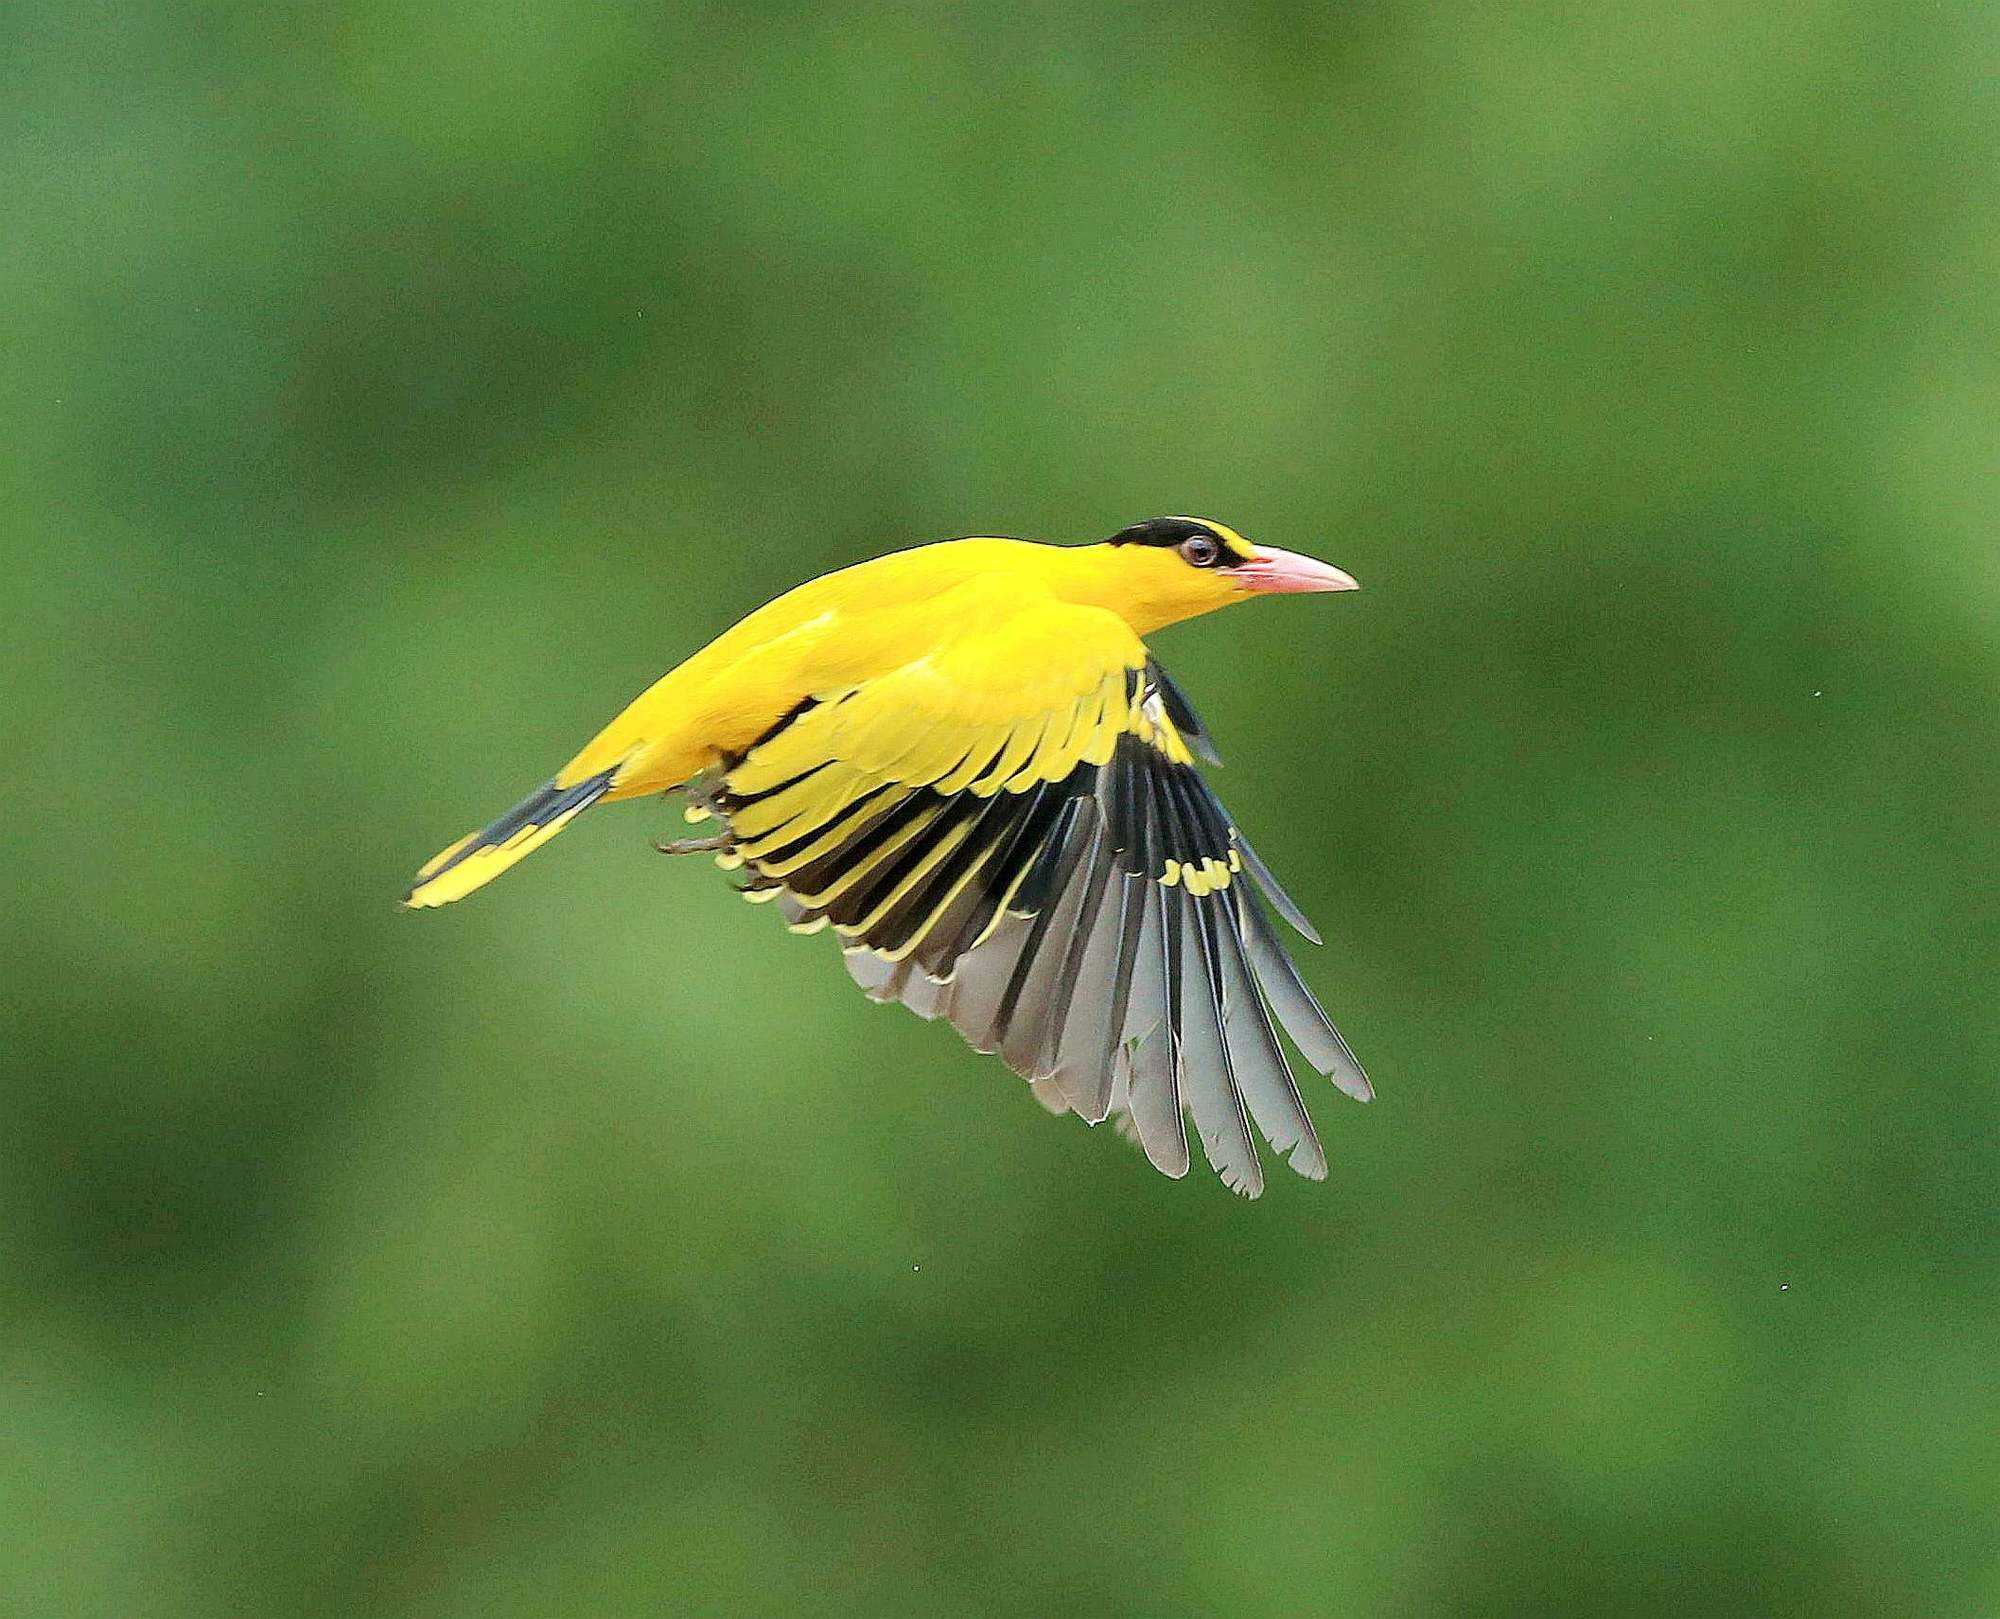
406,517,1369,1195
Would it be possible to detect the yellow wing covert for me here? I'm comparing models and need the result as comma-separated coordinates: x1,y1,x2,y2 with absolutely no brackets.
699,598,1369,1198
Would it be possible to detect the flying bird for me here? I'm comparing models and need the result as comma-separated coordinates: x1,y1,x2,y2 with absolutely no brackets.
406,518,1369,1195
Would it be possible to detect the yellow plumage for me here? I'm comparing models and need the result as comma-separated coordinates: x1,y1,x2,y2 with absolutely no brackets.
405,518,1368,1195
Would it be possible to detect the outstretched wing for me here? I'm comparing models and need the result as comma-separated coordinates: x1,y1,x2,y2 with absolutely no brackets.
700,598,1368,1196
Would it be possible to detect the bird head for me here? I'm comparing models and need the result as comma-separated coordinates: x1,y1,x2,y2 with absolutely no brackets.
1081,516,1359,634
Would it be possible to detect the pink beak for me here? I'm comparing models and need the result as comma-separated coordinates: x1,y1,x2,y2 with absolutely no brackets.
1231,545,1360,595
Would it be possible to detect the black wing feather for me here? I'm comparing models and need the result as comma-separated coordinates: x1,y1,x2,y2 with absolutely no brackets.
718,663,1365,1193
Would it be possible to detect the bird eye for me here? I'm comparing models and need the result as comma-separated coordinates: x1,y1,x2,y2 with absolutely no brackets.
1179,535,1221,568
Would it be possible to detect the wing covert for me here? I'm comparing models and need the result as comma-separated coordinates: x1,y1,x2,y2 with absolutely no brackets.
696,599,1366,1196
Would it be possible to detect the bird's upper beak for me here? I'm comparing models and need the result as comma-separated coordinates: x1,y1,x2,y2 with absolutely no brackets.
1230,546,1360,595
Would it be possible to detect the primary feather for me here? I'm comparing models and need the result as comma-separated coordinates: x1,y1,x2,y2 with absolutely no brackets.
405,520,1367,1195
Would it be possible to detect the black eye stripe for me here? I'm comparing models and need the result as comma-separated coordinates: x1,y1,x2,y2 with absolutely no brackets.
1106,517,1232,551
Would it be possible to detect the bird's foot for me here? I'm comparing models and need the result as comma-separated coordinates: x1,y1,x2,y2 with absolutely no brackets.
653,833,731,857
657,772,734,855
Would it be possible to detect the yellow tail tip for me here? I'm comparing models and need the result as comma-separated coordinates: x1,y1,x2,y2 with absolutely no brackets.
405,832,476,899
403,771,617,910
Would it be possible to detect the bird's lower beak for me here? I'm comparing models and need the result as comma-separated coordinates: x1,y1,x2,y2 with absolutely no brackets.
1232,546,1360,595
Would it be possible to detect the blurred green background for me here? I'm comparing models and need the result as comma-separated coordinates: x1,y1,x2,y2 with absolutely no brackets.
5,2,1997,1614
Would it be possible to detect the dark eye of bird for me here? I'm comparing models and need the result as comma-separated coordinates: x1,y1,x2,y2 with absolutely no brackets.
1180,534,1221,568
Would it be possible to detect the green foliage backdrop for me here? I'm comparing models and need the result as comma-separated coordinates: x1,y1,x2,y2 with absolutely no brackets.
5,3,1996,1613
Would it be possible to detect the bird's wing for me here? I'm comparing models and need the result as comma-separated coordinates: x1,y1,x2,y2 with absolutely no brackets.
703,597,1368,1196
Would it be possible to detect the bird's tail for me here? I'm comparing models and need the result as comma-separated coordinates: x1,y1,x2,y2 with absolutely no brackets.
403,768,618,909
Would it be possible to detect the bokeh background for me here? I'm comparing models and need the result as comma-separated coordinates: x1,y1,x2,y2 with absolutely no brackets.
6,3,1997,1614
